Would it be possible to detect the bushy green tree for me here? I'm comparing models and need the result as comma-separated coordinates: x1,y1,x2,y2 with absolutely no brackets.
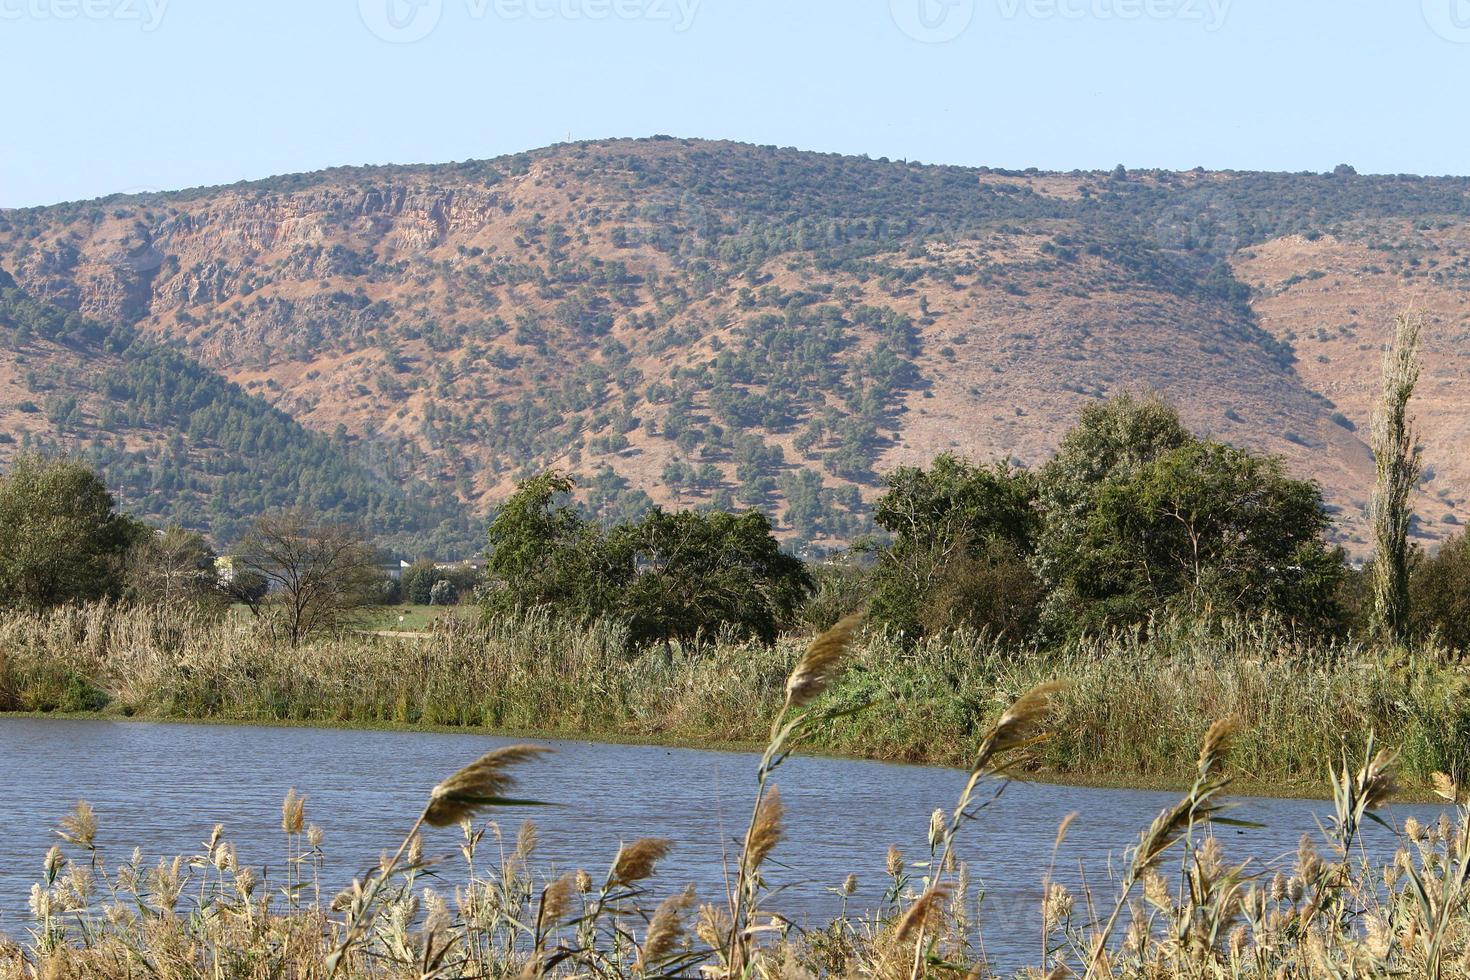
481,471,628,622
869,454,1038,638
1411,532,1470,651
1085,442,1343,628
483,472,811,648
1036,396,1343,636
610,508,812,648
0,455,144,609
915,540,1045,639
403,559,440,605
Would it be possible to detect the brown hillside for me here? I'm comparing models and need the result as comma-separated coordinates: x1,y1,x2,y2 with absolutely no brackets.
1,139,1466,553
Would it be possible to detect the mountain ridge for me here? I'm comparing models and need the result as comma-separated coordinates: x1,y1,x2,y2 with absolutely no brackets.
1,137,1466,554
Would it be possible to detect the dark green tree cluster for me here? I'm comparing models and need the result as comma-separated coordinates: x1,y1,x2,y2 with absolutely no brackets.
864,394,1347,642
400,559,479,605
482,471,812,648
1034,394,1343,636
1411,532,1470,652
869,455,1040,638
0,269,475,555
0,455,148,609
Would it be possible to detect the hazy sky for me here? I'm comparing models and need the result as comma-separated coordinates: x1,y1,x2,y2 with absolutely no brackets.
3,0,1468,207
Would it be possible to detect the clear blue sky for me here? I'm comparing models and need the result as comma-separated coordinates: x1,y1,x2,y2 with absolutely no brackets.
3,0,1468,207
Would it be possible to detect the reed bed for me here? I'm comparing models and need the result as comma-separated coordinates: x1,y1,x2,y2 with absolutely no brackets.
1,603,1467,791
4,620,1470,978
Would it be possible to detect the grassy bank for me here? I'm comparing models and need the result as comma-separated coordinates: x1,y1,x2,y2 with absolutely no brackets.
2,603,1468,795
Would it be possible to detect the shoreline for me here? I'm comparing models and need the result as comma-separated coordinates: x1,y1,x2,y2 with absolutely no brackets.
1,708,1445,805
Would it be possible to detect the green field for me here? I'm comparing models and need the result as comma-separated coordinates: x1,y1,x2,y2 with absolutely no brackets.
227,603,467,633
355,604,467,633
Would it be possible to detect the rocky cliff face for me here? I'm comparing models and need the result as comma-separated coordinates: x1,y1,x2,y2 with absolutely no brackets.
1,138,1467,552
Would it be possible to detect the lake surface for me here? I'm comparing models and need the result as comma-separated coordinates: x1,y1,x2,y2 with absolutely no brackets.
0,717,1449,968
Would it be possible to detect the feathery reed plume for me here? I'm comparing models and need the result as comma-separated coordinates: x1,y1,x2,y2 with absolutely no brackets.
928,808,946,851
984,680,1069,758
1197,717,1238,779
1328,734,1399,858
895,885,953,945
940,681,1068,859
57,801,96,851
43,846,64,884
538,872,576,927
745,785,784,871
1116,717,1238,878
610,838,674,887
1128,721,1238,877
1357,749,1399,811
908,683,1066,980
1055,812,1078,852
1042,811,1079,969
727,612,865,975
532,870,578,961
784,612,862,709
1134,799,1206,876
425,745,552,827
282,788,306,835
638,884,697,971
517,819,538,855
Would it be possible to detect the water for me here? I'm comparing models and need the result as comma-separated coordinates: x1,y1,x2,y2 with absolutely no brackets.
0,716,1450,967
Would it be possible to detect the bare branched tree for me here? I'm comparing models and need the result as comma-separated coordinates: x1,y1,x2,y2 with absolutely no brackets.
127,524,218,608
235,511,379,647
1368,308,1424,644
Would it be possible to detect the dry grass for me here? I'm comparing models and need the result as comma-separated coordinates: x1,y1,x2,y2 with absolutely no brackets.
3,604,1470,793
